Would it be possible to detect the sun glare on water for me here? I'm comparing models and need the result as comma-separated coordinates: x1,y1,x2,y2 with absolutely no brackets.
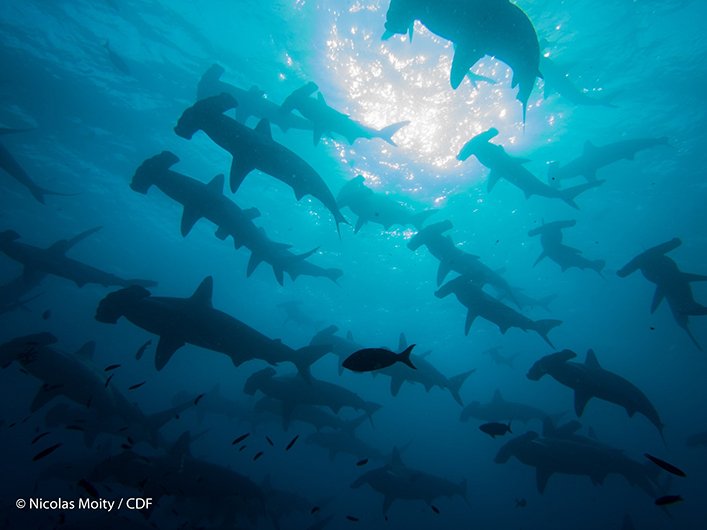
310,2,542,197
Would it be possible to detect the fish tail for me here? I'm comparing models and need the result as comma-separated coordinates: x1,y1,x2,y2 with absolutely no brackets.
398,344,416,370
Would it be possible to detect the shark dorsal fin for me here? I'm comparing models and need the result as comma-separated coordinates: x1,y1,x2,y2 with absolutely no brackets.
170,431,191,459
317,92,327,105
74,341,96,361
255,119,273,139
583,140,597,154
206,174,225,194
398,333,407,351
492,389,503,402
190,277,214,308
585,349,601,369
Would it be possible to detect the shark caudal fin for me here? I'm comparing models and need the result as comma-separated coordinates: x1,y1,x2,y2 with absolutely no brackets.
534,319,562,348
559,179,604,209
376,121,410,146
447,369,476,406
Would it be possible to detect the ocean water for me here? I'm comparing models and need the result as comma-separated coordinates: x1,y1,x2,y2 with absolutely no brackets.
0,0,706,529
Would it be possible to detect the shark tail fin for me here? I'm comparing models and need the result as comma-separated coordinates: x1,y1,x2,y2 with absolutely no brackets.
411,209,437,229
398,344,417,370
377,120,410,145
534,319,562,348
447,368,475,406
559,179,604,209
325,267,343,285
342,414,367,434
293,344,330,380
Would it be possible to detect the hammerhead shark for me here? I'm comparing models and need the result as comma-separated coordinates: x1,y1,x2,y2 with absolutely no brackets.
197,63,313,132
337,175,435,233
458,129,603,208
408,220,517,301
528,219,605,275
174,93,348,233
351,447,467,514
435,275,561,346
0,227,155,289
382,0,541,120
548,136,669,185
460,389,564,424
540,55,618,109
617,237,707,349
95,276,328,374
280,82,409,145
131,151,342,285
527,349,664,437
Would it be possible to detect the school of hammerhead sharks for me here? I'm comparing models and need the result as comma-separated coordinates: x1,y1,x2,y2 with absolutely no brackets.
1,0,706,529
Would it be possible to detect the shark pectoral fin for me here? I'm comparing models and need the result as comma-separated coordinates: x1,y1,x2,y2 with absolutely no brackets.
650,287,665,313
31,384,62,412
273,267,284,286
180,206,202,237
214,226,229,240
390,376,404,397
574,390,592,416
382,495,395,514
313,127,325,146
682,272,707,282
436,261,451,285
229,156,255,193
243,207,261,220
354,217,366,234
450,47,476,89
155,335,185,371
464,310,478,335
536,467,552,493
487,170,502,192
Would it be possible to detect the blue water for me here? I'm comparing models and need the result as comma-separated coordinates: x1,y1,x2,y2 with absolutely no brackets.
1,0,706,528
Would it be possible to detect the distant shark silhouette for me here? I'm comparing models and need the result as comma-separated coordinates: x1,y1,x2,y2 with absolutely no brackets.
337,175,435,233
527,349,664,437
548,136,669,185
458,128,602,208
95,276,328,375
0,227,155,289
383,0,541,120
540,55,618,109
461,389,564,425
280,82,409,145
197,64,313,132
528,219,605,275
617,237,707,349
174,93,348,233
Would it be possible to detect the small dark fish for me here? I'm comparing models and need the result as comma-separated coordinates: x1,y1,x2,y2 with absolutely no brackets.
385,515,389,521
266,436,274,447
121,443,132,450
127,436,135,445
32,443,62,461
346,515,359,522
479,421,512,438
66,424,85,432
343,344,416,373
655,495,683,506
135,339,151,360
41,309,51,320
430,505,440,514
645,453,687,478
311,506,320,514
239,445,247,452
104,364,121,372
253,451,264,461
31,432,50,445
356,458,369,467
194,393,205,405
515,498,527,508
232,433,250,445
650,326,656,331
78,478,99,498
104,373,114,388
128,381,146,391
286,434,299,451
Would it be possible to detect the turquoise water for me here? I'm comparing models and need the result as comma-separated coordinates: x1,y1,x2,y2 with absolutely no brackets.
1,1,706,528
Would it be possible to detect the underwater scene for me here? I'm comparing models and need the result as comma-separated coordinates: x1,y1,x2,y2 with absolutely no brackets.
1,0,706,528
